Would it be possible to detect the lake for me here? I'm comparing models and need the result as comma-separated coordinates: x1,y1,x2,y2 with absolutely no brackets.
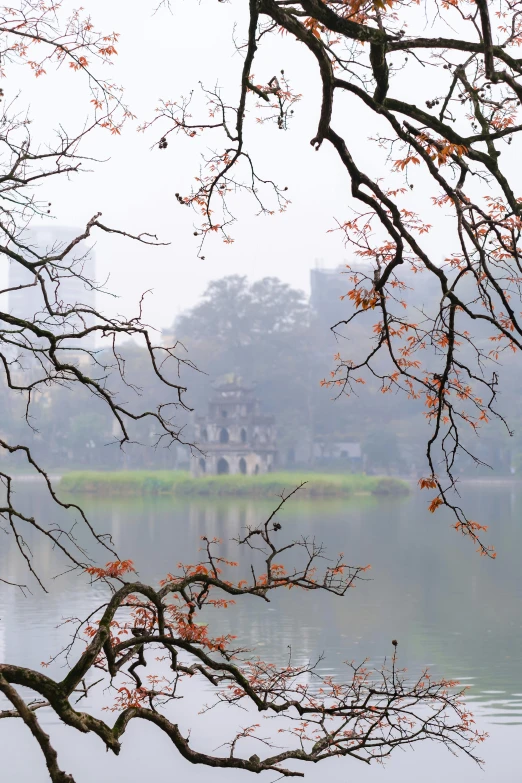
1,481,521,782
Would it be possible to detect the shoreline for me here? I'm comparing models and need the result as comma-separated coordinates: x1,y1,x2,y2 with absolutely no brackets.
7,472,520,488
57,470,410,499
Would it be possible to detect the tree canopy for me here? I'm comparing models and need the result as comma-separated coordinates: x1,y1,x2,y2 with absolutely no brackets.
148,0,522,555
176,275,310,343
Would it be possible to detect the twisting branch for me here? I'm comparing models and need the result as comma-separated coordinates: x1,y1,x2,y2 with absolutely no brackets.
151,0,522,555
0,2,508,779
0,2,198,588
0,501,486,778
0,673,74,783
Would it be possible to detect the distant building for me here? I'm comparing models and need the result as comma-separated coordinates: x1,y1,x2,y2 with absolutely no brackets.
313,440,362,461
192,378,277,476
310,262,440,326
313,439,362,470
8,226,96,348
310,265,349,326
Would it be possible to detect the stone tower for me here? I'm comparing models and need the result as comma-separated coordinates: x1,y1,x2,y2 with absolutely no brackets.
191,378,277,476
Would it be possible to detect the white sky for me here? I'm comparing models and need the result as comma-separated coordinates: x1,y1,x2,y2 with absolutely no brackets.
3,0,516,331
2,0,343,330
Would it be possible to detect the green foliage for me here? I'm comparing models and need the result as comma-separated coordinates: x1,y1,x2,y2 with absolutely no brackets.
175,276,310,343
60,471,188,495
60,470,410,498
370,477,411,496
175,275,318,453
5,271,522,477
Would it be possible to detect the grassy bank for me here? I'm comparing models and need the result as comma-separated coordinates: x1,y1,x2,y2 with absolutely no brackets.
60,471,409,499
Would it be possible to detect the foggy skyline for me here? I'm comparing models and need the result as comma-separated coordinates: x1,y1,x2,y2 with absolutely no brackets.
0,0,476,332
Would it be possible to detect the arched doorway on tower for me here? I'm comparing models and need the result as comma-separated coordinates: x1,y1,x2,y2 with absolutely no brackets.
217,457,229,475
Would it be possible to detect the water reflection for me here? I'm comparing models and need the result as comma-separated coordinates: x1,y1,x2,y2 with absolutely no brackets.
1,482,522,781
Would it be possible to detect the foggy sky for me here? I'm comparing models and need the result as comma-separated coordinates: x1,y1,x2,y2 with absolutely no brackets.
3,0,517,332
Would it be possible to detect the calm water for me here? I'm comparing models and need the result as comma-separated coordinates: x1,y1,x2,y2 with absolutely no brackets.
1,482,521,781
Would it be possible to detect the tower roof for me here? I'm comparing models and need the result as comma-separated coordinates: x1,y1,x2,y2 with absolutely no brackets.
211,374,255,395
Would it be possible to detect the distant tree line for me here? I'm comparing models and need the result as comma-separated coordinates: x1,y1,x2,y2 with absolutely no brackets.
2,274,521,475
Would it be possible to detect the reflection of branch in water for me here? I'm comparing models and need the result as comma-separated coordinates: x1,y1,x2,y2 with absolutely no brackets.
0,500,486,779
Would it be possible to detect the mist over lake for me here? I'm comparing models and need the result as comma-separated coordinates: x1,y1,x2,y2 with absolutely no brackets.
2,481,521,782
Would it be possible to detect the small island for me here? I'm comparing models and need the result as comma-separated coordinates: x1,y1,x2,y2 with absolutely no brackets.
59,470,409,499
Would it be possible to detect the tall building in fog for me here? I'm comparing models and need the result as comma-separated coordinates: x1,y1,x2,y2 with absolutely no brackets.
310,261,440,327
8,226,96,346
310,264,356,327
